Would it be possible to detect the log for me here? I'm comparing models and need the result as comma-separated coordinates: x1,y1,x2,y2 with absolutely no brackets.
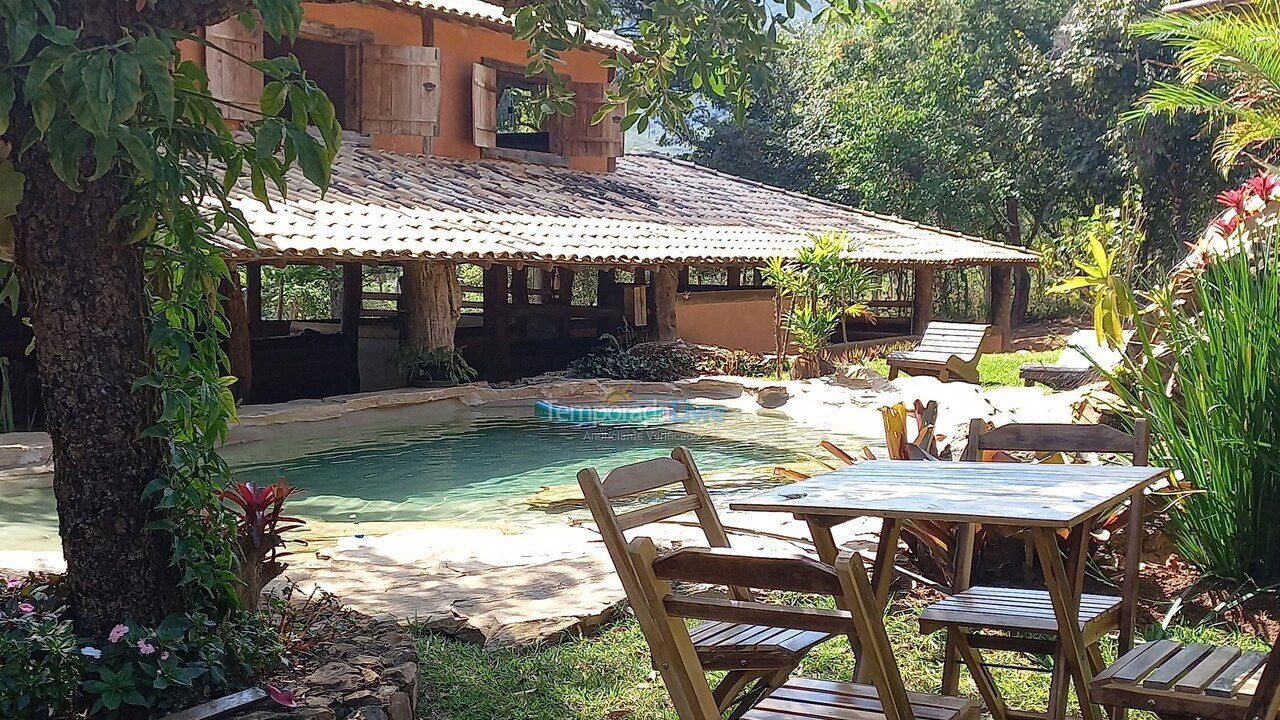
401,260,461,349
653,265,679,341
912,267,935,335
220,273,253,401
990,265,1013,352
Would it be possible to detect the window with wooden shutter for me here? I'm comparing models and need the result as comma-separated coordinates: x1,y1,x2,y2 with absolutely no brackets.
472,63,498,149
561,82,623,158
206,17,263,122
361,45,441,137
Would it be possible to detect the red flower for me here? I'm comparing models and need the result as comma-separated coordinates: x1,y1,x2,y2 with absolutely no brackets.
1213,213,1239,236
1217,186,1252,214
1247,172,1280,201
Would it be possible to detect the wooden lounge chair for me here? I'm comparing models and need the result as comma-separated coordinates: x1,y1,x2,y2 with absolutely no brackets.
626,539,981,720
578,448,830,718
887,322,997,384
1091,637,1280,720
918,419,1151,720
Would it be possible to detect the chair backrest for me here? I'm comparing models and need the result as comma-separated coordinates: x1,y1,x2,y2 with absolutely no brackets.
916,322,996,361
627,539,916,720
961,418,1150,465
1247,639,1280,720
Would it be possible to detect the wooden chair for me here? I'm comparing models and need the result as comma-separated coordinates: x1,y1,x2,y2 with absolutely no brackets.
918,419,1151,720
1091,637,1280,720
887,322,998,384
627,538,982,720
578,448,830,718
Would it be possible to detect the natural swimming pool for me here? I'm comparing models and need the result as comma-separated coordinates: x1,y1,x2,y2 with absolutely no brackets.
0,401,876,551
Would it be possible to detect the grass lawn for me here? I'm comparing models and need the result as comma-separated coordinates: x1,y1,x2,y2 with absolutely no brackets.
413,596,1262,719
868,349,1061,388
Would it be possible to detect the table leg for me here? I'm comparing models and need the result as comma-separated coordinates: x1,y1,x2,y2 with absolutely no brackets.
1031,526,1101,720
1120,489,1144,656
942,522,976,696
805,516,866,679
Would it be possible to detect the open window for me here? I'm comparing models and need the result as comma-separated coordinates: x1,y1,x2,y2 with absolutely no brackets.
263,33,355,126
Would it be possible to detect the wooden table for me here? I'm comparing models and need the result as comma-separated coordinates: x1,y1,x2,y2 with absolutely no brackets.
730,460,1170,720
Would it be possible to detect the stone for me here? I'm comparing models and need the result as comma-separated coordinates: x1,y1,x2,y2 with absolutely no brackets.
349,654,384,668
304,694,335,708
834,365,892,391
754,385,789,409
387,692,414,720
299,710,337,720
304,662,365,693
382,662,417,687
348,708,389,720
343,689,380,707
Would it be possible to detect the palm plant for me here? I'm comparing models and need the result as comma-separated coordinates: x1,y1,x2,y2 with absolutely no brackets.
1128,0,1280,171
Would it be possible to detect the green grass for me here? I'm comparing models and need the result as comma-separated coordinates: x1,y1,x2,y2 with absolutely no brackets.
867,350,1061,388
413,596,1262,719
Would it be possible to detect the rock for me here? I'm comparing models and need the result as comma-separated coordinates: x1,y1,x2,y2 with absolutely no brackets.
304,662,365,693
754,385,790,409
387,692,414,720
343,689,380,707
382,662,417,687
299,709,337,720
304,694,336,708
348,708,389,720
349,654,384,668
834,365,891,391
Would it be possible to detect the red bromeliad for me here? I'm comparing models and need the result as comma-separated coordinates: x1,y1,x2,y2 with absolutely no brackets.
218,480,306,609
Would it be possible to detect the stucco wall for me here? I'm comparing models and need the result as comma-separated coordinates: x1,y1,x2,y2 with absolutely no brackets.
676,290,777,354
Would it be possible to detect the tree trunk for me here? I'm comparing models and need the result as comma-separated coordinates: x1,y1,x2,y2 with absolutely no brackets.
10,144,176,636
401,260,461,349
1004,196,1030,327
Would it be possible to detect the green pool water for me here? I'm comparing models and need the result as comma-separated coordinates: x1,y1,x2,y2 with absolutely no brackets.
1,403,876,551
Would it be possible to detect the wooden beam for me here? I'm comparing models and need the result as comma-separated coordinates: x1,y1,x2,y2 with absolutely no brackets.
341,263,362,339
219,273,252,401
726,267,741,288
677,266,690,292
597,269,619,308
483,265,510,375
401,260,462,349
990,265,1013,352
912,267,935,335
652,265,678,342
245,263,262,332
510,266,529,305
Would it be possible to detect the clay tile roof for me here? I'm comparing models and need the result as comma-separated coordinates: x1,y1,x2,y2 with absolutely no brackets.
219,146,1040,268
379,0,635,54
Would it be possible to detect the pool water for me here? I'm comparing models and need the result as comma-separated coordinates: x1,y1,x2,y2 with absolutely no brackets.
1,403,876,551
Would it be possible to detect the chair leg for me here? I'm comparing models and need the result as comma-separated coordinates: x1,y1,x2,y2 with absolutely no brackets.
954,633,1009,720
725,667,791,720
713,670,758,714
1047,645,1071,720
889,365,900,380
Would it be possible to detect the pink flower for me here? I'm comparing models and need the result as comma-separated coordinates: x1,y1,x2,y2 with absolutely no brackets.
1217,186,1252,214
1247,172,1280,201
266,686,298,707
4,578,21,589
137,639,156,655
108,624,129,643
1213,214,1239,236
17,602,34,614
160,651,170,660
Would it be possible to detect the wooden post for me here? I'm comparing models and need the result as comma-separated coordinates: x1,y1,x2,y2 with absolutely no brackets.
483,265,510,375
912,267,935,335
652,265,678,342
677,266,689,292
220,271,253,401
245,262,262,331
401,260,462,349
341,263,362,337
510,267,528,305
990,265,1013,352
726,267,741,288
597,269,619,308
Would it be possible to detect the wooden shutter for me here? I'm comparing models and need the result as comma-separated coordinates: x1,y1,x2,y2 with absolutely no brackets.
361,45,441,137
206,17,263,122
561,82,623,158
472,63,498,149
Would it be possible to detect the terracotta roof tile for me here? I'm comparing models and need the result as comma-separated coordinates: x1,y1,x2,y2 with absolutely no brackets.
380,0,635,54
220,147,1040,268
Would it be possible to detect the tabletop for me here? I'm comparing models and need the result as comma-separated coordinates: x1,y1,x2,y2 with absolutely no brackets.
730,460,1169,527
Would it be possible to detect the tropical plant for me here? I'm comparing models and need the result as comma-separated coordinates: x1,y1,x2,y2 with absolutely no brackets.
1105,223,1280,585
1130,0,1280,172
218,480,306,610
394,345,479,386
1046,204,1143,348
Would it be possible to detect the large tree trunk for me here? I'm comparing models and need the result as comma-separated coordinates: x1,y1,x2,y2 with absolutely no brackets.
1004,196,1031,327
5,1,183,636
10,151,177,636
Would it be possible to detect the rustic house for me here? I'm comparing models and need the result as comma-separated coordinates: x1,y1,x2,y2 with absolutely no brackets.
0,0,1039,416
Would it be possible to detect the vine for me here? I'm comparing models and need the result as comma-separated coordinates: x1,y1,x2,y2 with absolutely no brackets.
0,0,339,610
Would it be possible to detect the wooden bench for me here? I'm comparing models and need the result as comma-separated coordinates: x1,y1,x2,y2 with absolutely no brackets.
886,322,997,384
628,540,981,720
578,448,830,718
1091,638,1280,720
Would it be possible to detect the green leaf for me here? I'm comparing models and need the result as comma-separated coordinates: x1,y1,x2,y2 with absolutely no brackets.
260,81,288,117
29,83,56,136
110,52,143,124
0,158,24,217
135,35,175,121
0,74,14,135
117,128,156,180
286,125,329,193
46,121,90,190
23,43,73,97
89,133,118,181
255,120,284,161
6,14,37,62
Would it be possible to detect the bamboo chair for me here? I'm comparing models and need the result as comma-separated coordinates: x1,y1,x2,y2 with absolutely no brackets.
918,419,1151,720
1091,637,1280,720
578,448,830,718
626,538,982,720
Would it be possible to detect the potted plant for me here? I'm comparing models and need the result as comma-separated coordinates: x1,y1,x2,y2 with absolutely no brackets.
394,345,478,387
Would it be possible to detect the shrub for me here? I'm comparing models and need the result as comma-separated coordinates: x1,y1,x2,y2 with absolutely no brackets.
0,575,81,718
394,345,478,386
567,335,698,382
1108,224,1280,584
